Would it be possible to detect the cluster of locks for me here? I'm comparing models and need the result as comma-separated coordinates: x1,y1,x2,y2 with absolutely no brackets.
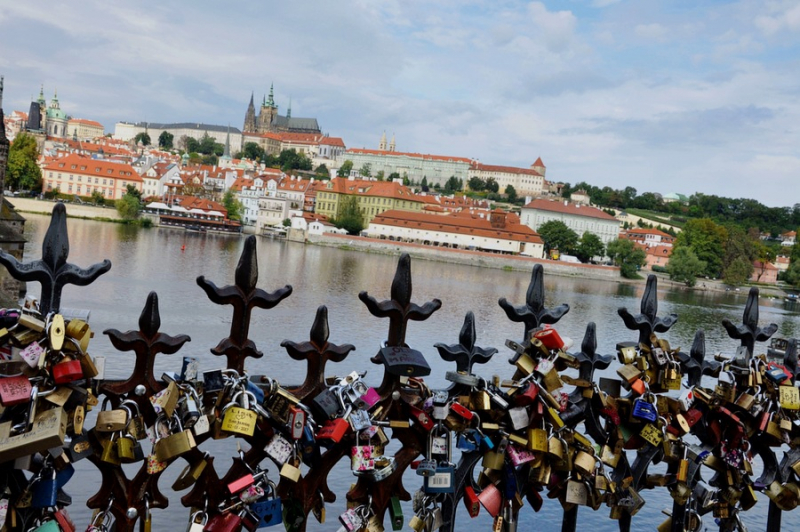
1,204,799,532
0,309,101,530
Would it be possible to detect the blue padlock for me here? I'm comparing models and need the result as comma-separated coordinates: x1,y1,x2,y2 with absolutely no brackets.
456,429,479,451
32,469,58,508
631,397,658,423
251,481,283,527
246,379,265,404
55,463,75,489
300,425,320,466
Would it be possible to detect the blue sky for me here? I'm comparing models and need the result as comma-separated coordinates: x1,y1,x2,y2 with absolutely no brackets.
1,1,799,206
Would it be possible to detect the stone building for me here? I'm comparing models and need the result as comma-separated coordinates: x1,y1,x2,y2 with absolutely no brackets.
242,85,321,135
0,77,28,305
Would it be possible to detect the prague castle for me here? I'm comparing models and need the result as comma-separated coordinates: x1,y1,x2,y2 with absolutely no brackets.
242,85,320,135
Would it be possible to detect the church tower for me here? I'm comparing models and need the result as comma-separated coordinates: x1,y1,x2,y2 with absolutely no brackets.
389,133,396,152
379,131,387,151
257,84,278,134
243,92,257,133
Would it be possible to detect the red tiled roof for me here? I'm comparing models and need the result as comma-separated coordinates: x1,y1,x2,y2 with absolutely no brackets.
43,153,141,181
522,199,617,221
278,177,312,192
533,157,545,167
346,148,471,164
320,137,345,147
68,118,104,128
471,162,542,177
753,261,778,271
623,228,674,238
371,210,543,244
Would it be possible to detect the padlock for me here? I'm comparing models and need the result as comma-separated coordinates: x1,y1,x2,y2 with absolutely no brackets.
376,345,431,376
463,486,480,518
534,328,564,350
409,406,435,431
478,483,502,517
573,448,597,477
266,434,294,465
424,436,455,494
507,445,537,467
527,424,548,452
65,430,93,462
32,469,58,508
265,386,300,425
204,509,243,532
280,455,302,483
117,432,144,463
19,340,45,368
779,385,800,410
456,429,479,451
631,396,658,423
507,407,529,431
348,408,372,432
566,479,589,506
153,416,196,462
351,430,375,472
312,388,343,420
288,406,306,440
149,380,180,417
388,496,403,530
220,393,258,437
96,398,129,432
179,386,202,429
317,417,350,443
482,450,505,470
99,433,121,465
251,481,283,527
0,374,32,406
616,342,638,364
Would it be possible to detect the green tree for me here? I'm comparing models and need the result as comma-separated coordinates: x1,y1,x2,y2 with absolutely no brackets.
337,160,353,177
468,176,485,192
505,185,518,203
576,232,605,263
282,218,291,228
606,239,647,279
314,164,330,178
198,133,223,156
421,176,428,189
116,193,141,220
6,132,42,191
237,142,265,161
158,131,174,150
722,226,757,278
388,172,401,182
125,184,142,201
375,170,385,181
485,177,499,193
334,196,364,235
91,190,105,205
222,190,243,221
444,176,463,194
538,220,579,255
674,218,727,278
753,242,777,282
185,137,201,153
785,259,800,287
358,163,372,177
724,257,754,286
134,132,151,146
666,247,706,287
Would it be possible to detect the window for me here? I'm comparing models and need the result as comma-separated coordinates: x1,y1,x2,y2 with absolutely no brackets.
77,176,82,182
71,165,77,169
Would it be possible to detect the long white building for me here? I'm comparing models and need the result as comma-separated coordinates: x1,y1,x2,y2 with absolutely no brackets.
520,199,621,245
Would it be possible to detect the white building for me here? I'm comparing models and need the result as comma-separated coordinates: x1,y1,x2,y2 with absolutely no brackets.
114,122,243,154
468,158,546,197
520,199,621,246
366,209,544,257
337,148,472,187
142,162,180,199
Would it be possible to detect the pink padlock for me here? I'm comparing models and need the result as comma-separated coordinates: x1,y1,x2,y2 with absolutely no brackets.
507,445,537,466
359,387,381,410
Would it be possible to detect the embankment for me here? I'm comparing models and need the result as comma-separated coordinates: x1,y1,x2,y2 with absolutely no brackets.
7,197,122,220
306,232,622,280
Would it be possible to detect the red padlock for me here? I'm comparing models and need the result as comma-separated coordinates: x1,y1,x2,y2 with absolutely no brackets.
317,418,350,443
409,406,434,431
534,328,564,350
514,381,540,407
288,406,306,440
52,358,83,385
683,408,703,428
53,508,76,532
526,487,544,512
203,510,243,532
463,486,480,518
477,483,502,517
227,473,255,495
0,375,32,406
450,402,474,421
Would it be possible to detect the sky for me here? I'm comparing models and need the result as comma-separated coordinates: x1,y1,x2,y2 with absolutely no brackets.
1,0,799,207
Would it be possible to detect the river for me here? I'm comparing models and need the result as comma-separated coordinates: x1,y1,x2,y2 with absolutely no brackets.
17,213,800,531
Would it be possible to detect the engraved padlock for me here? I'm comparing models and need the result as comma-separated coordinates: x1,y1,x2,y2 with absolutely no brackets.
220,390,258,437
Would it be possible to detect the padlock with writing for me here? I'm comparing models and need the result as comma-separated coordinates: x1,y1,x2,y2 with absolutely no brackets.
220,391,258,437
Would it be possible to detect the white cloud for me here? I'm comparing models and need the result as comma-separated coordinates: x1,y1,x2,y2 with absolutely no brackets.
754,2,800,35
527,2,578,52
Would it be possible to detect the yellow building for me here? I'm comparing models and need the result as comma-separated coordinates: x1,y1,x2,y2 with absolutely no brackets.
315,178,422,225
42,153,142,200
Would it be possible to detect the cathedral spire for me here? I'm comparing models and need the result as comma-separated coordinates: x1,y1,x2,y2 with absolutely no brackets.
389,133,396,152
379,131,387,151
0,76,4,110
267,83,276,108
287,97,291,119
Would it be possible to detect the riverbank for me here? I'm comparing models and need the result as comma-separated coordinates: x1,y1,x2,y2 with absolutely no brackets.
306,232,623,280
7,196,122,220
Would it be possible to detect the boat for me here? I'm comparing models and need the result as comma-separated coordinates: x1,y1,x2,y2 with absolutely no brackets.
185,225,207,233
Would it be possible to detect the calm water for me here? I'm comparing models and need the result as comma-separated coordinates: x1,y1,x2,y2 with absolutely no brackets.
19,213,800,531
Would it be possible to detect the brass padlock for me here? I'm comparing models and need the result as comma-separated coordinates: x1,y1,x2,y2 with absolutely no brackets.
154,417,196,462
172,456,208,490
95,399,129,432
280,456,302,483
527,426,548,452
573,449,597,477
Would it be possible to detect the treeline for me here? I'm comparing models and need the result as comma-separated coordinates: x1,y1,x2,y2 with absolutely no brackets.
560,182,800,237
